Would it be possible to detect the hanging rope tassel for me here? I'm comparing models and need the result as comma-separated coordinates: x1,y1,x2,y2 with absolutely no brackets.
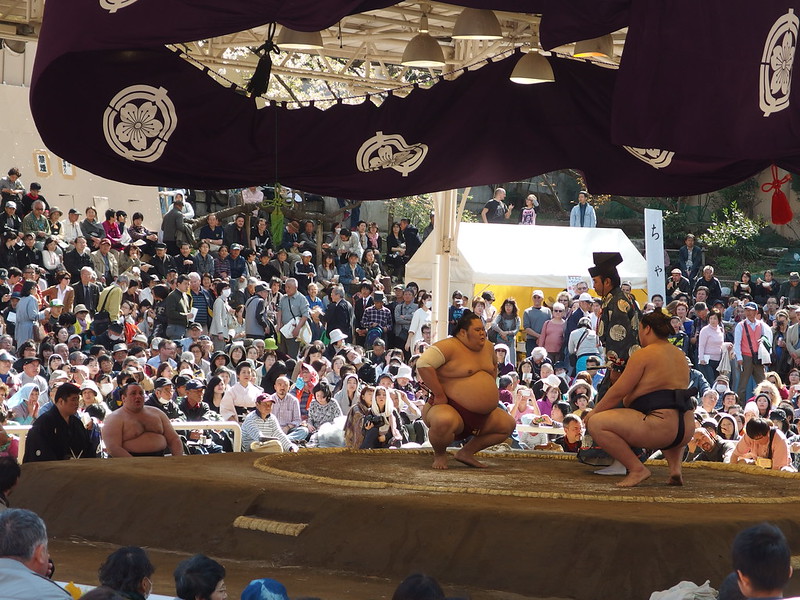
762,164,793,225
247,22,279,97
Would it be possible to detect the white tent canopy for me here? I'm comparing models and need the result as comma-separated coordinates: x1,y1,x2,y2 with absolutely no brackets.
405,223,648,294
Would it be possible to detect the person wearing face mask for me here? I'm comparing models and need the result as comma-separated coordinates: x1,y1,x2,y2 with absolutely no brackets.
146,377,186,421
92,322,126,353
98,546,156,600
406,292,432,353
711,375,730,407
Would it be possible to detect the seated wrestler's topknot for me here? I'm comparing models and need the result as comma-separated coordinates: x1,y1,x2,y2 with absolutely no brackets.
640,308,672,338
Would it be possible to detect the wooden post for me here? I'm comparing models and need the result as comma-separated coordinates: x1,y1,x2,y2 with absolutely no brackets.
316,220,324,265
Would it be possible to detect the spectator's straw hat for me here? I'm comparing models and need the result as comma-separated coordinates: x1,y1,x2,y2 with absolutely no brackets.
73,304,89,314
49,370,69,384
329,329,348,343
542,374,562,390
80,380,100,395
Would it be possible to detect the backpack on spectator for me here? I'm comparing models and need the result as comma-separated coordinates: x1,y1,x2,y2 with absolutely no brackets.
92,287,112,336
365,326,383,348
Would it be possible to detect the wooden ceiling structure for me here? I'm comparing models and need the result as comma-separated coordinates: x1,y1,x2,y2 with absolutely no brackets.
0,0,625,100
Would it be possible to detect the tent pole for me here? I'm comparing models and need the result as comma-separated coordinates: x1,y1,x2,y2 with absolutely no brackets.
433,189,456,342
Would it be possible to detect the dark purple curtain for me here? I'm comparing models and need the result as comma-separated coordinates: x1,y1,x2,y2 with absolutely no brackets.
612,0,800,161
31,0,790,198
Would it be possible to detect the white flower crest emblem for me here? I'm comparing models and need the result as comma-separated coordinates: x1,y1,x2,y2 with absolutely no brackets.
103,85,178,163
771,31,795,96
760,9,799,117
115,102,163,151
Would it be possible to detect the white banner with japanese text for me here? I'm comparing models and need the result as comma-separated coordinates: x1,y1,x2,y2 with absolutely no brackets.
644,209,666,303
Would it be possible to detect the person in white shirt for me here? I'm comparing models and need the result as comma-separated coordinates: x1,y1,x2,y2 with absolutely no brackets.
61,209,83,247
242,186,264,216
240,393,297,452
165,190,195,219
220,361,263,422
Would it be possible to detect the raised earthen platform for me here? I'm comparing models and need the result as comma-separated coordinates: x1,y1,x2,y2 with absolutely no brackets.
14,450,800,600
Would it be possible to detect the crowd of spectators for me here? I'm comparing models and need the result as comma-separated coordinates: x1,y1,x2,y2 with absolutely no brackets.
0,171,796,471
1,171,799,597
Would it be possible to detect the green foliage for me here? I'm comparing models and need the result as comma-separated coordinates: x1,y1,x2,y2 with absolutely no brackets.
461,209,479,223
269,184,290,242
390,193,477,230
699,201,765,260
663,210,689,239
716,178,759,216
390,195,433,231
715,255,741,273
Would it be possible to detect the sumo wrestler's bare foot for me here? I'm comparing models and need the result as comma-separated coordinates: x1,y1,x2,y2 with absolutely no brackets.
667,473,684,486
432,454,450,470
454,449,488,468
615,466,651,488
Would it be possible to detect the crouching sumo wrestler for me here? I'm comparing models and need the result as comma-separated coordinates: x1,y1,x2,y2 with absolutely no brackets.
417,311,516,469
584,309,696,487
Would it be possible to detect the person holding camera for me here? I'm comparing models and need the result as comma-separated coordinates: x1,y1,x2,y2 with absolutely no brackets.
360,386,401,449
733,302,770,401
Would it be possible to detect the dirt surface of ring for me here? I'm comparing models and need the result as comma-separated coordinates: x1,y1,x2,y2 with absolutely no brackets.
255,449,800,503
13,451,800,600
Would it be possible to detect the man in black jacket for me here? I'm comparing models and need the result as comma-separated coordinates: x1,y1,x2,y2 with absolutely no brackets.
23,382,99,462
150,243,177,280
325,285,354,340
64,237,93,282
399,218,422,258
0,201,21,236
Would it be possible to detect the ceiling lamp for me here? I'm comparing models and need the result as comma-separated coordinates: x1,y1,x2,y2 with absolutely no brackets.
573,34,614,58
276,27,324,51
510,50,554,84
402,32,445,67
452,8,502,41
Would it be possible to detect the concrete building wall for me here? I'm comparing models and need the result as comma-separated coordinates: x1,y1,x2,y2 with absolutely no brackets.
0,42,162,229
